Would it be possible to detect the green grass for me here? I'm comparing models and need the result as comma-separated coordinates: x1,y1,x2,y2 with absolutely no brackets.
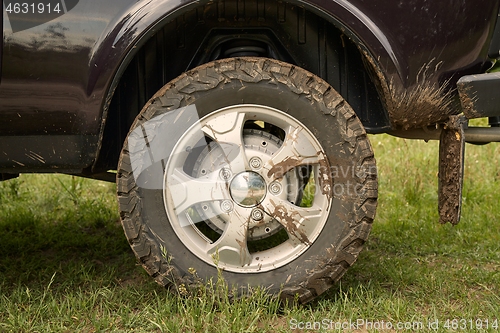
1,135,499,332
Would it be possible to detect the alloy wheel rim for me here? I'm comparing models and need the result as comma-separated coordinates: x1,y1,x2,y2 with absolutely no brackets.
163,104,332,272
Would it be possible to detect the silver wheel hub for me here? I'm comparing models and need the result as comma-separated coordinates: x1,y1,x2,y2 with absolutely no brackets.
230,172,266,207
163,104,332,273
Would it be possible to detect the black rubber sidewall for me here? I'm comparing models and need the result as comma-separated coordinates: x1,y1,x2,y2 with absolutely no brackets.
133,76,359,292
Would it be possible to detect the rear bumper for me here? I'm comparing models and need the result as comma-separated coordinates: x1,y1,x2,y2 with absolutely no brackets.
457,72,500,119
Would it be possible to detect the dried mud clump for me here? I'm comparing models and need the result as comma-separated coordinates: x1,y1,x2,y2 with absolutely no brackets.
387,78,455,130
362,51,456,130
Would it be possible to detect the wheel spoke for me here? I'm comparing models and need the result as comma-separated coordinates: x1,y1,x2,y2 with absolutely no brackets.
206,205,251,267
167,167,228,214
162,103,335,273
261,197,323,246
262,126,321,181
202,111,249,174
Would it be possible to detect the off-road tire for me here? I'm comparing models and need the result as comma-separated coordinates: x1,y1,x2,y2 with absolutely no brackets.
117,57,377,304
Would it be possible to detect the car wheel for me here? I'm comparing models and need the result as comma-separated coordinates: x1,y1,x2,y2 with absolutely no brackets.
117,57,377,303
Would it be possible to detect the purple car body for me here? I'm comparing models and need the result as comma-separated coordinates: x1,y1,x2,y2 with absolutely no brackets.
1,0,498,173
1,0,499,303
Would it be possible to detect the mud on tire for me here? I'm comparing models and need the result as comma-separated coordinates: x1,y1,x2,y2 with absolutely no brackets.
117,57,377,304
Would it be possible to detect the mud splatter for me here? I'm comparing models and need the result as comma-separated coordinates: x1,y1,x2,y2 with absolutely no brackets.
316,151,332,203
457,83,480,119
387,76,455,130
361,50,455,130
438,115,466,225
235,238,249,266
267,155,303,180
268,199,311,245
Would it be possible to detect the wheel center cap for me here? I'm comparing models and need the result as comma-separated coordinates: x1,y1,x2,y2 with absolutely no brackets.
229,171,266,207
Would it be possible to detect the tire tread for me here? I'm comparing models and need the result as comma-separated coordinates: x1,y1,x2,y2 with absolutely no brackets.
116,57,378,303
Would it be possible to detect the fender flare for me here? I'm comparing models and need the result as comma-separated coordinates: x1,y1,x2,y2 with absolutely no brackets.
90,0,401,170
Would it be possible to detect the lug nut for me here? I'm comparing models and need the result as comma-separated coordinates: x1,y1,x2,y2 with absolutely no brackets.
251,208,264,221
220,200,234,213
269,181,282,195
219,168,232,181
249,157,262,170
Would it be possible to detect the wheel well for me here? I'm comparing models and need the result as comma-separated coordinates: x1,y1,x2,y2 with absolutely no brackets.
94,1,389,172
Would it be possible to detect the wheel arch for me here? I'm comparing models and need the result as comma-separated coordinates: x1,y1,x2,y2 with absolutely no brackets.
92,0,396,172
